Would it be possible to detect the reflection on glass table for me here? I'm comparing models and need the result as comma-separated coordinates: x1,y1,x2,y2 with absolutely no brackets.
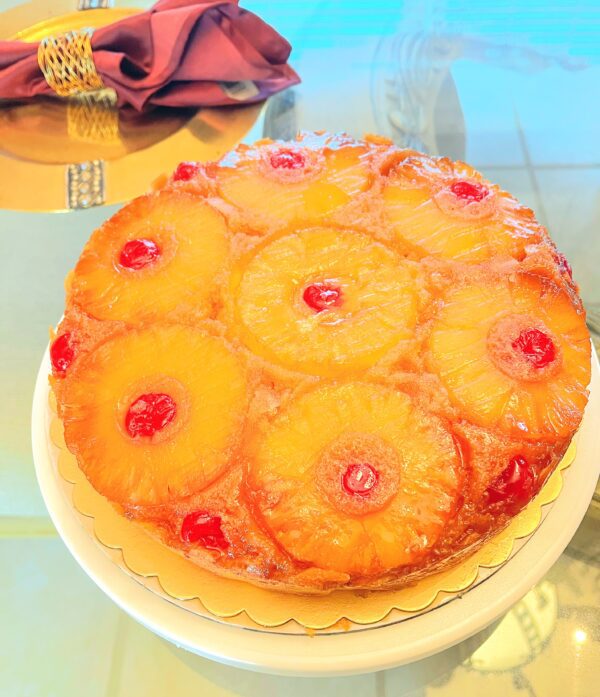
0,0,598,695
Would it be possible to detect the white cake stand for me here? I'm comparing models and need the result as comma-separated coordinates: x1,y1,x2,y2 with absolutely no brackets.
32,348,600,676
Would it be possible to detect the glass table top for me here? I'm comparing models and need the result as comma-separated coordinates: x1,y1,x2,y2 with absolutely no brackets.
1,0,598,694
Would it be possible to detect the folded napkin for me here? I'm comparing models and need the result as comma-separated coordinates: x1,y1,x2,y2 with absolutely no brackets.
0,0,299,111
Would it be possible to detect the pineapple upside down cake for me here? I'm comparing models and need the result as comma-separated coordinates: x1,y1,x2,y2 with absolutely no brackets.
50,132,591,593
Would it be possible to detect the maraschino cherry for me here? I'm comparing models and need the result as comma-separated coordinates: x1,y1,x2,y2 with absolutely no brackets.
172,161,200,182
303,282,343,313
270,148,306,170
512,328,556,368
181,511,229,551
450,180,489,202
555,251,573,280
487,455,535,504
50,332,76,375
342,462,379,496
125,393,176,438
119,239,160,270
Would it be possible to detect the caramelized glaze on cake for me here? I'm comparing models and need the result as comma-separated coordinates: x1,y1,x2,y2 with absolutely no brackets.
50,132,591,593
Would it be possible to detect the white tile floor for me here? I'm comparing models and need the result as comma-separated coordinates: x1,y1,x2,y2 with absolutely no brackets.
1,539,121,697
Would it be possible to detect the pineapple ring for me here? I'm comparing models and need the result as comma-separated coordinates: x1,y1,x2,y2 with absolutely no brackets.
233,227,419,377
316,432,402,517
215,133,372,232
382,154,542,261
70,190,229,323
428,274,591,441
248,383,461,577
60,325,247,507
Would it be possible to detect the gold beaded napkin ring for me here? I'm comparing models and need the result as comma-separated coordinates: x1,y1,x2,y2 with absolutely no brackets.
37,28,105,97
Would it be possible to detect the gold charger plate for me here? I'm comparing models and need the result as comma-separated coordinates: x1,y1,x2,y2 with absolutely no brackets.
0,0,262,212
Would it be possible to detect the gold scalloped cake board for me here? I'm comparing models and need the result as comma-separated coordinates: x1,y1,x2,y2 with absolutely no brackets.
48,390,575,631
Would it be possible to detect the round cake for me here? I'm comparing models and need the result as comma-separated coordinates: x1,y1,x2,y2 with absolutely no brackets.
50,132,591,593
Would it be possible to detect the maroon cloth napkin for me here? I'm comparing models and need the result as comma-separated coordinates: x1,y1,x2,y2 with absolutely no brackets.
0,0,299,111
